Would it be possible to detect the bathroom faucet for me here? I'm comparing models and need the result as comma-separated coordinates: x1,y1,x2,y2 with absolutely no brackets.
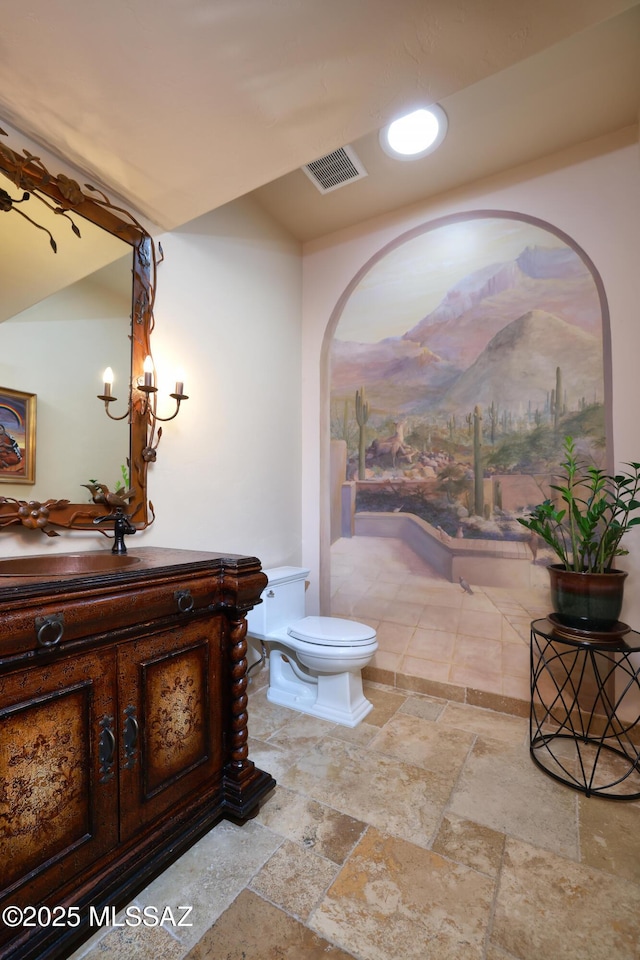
94,506,137,554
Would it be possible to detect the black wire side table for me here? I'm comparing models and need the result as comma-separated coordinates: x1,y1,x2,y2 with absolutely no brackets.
530,618,640,799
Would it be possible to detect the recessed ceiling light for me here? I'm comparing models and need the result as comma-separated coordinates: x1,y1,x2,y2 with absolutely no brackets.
379,105,448,161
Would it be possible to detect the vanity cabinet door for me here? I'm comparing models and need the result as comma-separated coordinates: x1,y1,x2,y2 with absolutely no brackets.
117,617,224,841
0,648,118,926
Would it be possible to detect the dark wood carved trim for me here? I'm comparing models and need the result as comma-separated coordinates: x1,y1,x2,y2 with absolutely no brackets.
222,610,275,819
227,614,251,770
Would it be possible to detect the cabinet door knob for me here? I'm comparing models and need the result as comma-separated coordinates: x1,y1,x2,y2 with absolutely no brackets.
175,589,194,613
35,613,65,648
267,589,275,598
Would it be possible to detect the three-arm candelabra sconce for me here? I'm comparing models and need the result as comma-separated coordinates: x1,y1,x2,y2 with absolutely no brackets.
98,356,188,459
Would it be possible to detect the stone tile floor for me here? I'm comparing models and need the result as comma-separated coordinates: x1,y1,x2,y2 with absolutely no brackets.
70,674,640,960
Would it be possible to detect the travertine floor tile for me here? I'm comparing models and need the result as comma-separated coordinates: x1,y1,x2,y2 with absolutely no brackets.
360,685,406,726
254,785,367,863
369,711,475,778
185,889,357,960
491,837,640,960
438,702,528,744
250,838,339,919
76,920,183,960
399,694,446,721
432,813,506,877
266,712,336,750
579,795,640,882
247,737,300,782
486,943,521,960
330,718,381,745
448,737,579,859
312,826,495,960
246,684,298,740
136,819,282,950
280,737,453,846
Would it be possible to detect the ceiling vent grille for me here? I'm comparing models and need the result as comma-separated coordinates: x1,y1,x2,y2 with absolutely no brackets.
302,145,368,194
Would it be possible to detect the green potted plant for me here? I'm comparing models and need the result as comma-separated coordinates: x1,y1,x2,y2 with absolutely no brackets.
518,436,640,632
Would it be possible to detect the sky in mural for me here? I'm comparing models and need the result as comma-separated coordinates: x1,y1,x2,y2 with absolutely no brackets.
337,218,575,343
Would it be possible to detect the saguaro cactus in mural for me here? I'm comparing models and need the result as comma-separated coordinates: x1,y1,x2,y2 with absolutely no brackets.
465,412,473,436
474,404,484,517
553,366,563,432
355,386,369,480
488,401,497,445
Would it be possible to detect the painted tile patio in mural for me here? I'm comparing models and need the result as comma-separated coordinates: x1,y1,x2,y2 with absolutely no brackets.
329,214,607,610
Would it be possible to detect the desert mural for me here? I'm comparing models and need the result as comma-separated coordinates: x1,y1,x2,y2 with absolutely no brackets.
331,213,607,549
328,213,609,697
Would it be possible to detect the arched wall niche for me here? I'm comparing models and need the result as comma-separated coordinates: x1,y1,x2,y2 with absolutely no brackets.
320,209,612,696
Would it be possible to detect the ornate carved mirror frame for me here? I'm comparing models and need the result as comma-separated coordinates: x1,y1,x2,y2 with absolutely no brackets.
0,130,157,536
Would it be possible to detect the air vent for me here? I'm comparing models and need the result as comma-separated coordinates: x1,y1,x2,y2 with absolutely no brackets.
301,145,368,194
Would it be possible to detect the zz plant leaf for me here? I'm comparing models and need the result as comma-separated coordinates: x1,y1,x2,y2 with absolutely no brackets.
518,436,640,573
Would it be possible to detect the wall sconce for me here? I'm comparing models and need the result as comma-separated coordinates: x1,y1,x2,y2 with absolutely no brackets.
98,355,189,441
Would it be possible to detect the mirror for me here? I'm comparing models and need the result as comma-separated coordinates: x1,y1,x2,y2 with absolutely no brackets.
0,128,156,535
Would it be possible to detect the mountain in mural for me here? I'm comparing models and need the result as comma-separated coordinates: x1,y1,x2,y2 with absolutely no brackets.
402,245,601,370
331,244,603,417
330,337,459,411
441,309,602,414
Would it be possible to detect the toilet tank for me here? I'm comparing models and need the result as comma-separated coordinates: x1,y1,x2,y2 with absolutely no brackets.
246,566,310,639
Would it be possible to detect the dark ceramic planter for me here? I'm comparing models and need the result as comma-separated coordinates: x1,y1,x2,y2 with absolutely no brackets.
548,564,628,631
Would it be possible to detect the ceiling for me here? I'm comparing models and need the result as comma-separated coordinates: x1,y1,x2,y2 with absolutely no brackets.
256,5,640,241
0,0,638,241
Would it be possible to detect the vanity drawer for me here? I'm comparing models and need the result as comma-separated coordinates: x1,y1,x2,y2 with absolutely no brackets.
0,576,217,659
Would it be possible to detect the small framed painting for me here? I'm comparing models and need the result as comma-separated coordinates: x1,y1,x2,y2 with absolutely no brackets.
0,387,36,483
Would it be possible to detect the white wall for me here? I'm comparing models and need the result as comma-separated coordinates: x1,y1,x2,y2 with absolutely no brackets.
301,127,640,622
142,194,303,567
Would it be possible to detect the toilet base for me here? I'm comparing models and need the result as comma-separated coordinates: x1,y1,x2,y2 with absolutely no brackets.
266,648,373,727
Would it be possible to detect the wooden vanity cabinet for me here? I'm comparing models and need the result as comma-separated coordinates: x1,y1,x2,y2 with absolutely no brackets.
0,547,274,960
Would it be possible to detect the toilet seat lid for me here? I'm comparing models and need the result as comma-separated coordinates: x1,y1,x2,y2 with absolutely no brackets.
287,616,376,645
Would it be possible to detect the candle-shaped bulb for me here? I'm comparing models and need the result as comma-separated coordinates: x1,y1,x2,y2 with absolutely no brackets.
103,366,114,397
143,355,154,387
175,367,185,396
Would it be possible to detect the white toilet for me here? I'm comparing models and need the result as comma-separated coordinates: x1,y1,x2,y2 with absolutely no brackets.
246,566,378,727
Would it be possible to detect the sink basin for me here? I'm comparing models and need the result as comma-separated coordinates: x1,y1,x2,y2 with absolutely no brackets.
0,553,142,577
